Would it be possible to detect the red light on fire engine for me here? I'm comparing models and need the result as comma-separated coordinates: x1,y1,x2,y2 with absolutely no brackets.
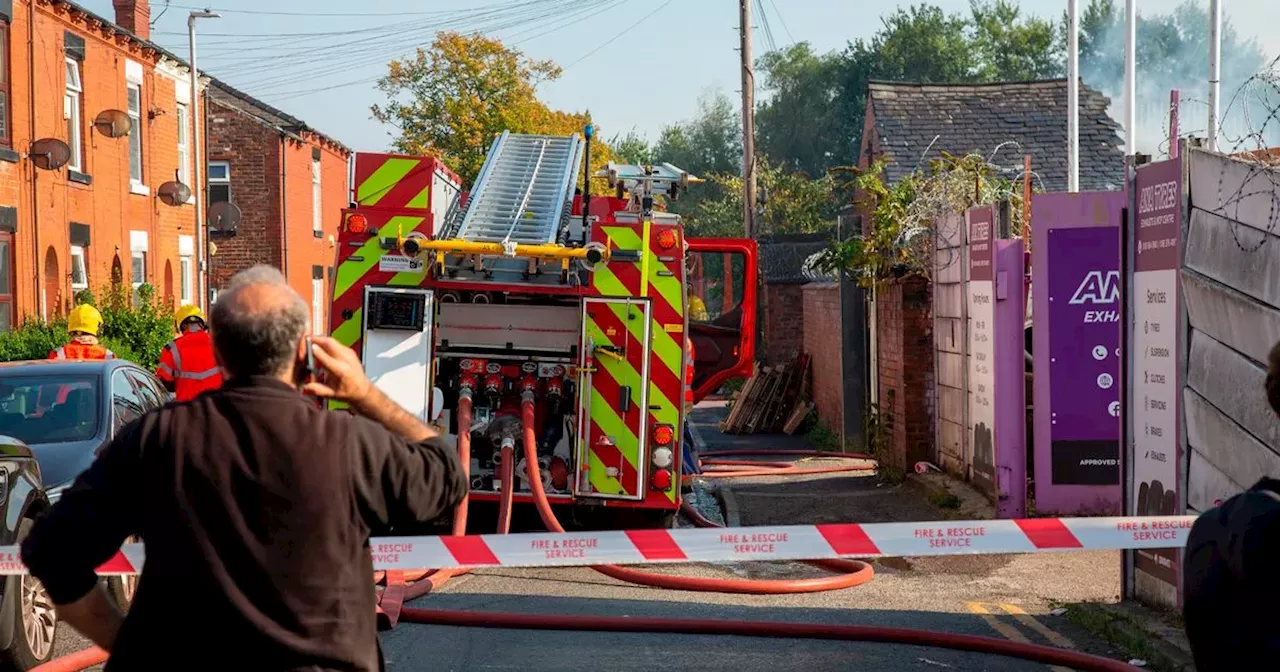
656,229,679,250
347,213,369,233
651,424,674,446
650,468,673,491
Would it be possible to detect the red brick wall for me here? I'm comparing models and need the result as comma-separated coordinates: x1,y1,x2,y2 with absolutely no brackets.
206,98,349,330
207,100,283,289
802,282,842,434
876,275,935,471
762,283,804,365
0,2,200,323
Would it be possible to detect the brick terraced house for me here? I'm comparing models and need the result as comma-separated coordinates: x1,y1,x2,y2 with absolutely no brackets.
0,0,351,333
205,81,351,335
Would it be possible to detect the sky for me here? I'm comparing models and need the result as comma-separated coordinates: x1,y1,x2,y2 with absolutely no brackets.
80,0,1280,154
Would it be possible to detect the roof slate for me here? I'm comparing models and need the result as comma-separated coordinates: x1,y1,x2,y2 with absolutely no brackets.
867,79,1124,192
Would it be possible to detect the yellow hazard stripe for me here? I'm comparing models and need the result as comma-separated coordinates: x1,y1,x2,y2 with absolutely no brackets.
332,216,425,300
332,307,362,348
589,385,639,465
588,451,622,495
639,220,651,297
356,157,419,206
592,264,630,297
407,184,431,209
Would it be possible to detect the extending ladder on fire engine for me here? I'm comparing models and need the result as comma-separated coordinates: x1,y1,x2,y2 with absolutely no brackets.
453,131,585,246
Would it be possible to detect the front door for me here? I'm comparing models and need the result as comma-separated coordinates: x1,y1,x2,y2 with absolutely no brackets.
576,297,651,500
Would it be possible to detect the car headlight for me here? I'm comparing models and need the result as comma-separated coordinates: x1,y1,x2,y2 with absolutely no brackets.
46,484,70,504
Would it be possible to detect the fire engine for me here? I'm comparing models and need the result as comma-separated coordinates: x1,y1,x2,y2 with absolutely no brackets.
328,127,757,526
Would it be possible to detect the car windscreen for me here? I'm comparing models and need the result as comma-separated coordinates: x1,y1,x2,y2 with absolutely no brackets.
0,374,100,444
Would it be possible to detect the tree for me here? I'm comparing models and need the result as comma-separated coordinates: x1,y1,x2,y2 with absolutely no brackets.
755,43,843,179
653,90,741,177
970,0,1061,81
611,131,654,164
682,159,839,238
372,32,614,185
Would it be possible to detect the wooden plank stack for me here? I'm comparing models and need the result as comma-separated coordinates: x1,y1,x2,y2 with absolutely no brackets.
720,352,812,435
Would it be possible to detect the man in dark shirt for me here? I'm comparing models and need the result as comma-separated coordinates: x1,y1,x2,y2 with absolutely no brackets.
1182,339,1280,669
21,265,466,670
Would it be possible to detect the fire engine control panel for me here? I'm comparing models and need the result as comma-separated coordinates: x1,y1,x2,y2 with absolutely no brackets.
362,287,434,423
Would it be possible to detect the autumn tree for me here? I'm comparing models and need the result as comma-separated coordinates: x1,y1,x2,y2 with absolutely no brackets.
372,32,612,186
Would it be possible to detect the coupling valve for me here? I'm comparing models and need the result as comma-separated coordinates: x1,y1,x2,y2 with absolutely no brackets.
483,373,504,395
458,374,478,400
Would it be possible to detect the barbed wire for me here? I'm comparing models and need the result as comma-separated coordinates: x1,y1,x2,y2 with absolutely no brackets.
1184,56,1280,254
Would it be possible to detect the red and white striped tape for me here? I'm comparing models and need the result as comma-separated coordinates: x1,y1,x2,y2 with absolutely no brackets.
0,516,1197,576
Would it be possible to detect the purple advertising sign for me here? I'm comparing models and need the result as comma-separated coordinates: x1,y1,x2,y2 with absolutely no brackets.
1031,191,1124,516
967,207,997,497
1130,157,1184,601
1047,227,1121,485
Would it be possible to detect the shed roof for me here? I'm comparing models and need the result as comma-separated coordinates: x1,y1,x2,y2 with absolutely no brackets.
867,79,1124,192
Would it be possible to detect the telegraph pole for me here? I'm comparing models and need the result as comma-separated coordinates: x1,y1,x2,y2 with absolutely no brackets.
738,0,757,238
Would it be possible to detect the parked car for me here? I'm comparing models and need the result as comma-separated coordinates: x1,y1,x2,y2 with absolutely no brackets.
0,434,54,669
0,359,173,617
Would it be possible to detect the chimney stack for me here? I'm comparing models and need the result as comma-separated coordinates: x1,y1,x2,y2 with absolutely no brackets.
113,0,151,40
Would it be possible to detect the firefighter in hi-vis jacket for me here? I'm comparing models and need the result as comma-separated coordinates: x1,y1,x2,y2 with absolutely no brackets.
49,304,115,360
156,305,224,401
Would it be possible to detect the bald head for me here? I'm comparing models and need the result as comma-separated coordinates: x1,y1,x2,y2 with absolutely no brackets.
210,265,310,379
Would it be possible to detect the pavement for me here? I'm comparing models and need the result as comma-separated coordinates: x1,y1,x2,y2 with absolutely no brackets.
52,400,1174,671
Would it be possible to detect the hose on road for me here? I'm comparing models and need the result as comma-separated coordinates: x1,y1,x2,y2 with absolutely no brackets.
39,405,1129,671
399,608,1138,672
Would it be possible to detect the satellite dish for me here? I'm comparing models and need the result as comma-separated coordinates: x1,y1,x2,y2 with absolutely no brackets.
93,109,132,139
29,138,71,171
157,181,192,207
207,201,241,234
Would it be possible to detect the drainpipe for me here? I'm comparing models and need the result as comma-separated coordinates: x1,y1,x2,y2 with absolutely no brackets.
280,133,287,281
28,0,42,319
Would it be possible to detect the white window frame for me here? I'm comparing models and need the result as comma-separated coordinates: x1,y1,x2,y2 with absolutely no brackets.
126,77,144,193
69,245,88,291
312,157,322,233
129,230,148,303
178,234,194,304
311,277,324,335
176,102,190,187
64,57,82,172
208,161,230,203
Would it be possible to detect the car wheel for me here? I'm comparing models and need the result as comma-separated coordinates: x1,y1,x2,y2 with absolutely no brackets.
108,536,140,611
2,519,56,670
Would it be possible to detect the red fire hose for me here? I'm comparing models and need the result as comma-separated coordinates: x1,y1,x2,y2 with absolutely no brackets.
37,400,1132,671
398,609,1136,671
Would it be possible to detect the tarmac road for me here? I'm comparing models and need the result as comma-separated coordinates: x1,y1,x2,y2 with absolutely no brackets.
49,402,1134,671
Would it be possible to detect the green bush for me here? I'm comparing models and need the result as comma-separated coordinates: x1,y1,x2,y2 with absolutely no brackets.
0,283,173,369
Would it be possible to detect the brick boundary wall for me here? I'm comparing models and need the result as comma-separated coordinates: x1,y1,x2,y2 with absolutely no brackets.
875,275,935,471
763,283,805,365
801,282,842,435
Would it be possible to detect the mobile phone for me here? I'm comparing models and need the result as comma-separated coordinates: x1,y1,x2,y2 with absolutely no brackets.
299,336,316,391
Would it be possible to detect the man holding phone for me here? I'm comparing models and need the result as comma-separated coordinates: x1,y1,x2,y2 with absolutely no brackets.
21,265,466,671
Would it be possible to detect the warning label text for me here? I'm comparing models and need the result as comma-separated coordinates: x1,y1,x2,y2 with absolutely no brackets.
531,537,599,560
913,526,987,548
719,532,790,554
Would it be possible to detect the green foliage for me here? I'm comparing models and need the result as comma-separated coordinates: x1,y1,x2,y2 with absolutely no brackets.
813,153,1027,287
0,284,173,369
610,131,654,165
372,32,616,186
682,158,839,238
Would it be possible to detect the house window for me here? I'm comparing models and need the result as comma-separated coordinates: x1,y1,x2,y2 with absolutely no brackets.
312,157,322,234
311,277,324,335
0,23,11,146
127,82,142,184
64,58,83,171
176,103,190,187
129,231,148,304
179,234,194,304
70,245,87,291
0,233,11,332
208,161,230,203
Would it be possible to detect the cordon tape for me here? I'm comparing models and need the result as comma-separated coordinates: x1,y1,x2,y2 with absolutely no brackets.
0,515,1195,576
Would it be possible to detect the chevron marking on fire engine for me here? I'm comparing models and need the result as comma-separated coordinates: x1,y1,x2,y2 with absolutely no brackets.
333,216,425,301
332,308,363,348
356,157,420,206
583,305,645,497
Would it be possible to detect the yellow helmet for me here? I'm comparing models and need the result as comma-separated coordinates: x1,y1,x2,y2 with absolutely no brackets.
67,304,103,336
688,295,710,322
175,304,206,329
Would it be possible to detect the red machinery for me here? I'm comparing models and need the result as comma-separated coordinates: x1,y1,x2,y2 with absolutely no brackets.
329,128,757,526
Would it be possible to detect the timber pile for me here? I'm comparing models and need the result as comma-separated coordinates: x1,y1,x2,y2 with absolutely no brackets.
720,352,812,435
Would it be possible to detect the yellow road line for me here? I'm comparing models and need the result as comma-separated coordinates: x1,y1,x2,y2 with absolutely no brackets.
965,602,1074,672
1000,603,1078,650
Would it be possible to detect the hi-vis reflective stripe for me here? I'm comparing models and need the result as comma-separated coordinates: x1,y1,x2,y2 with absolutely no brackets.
0,516,1197,575
165,341,181,369
176,368,222,381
